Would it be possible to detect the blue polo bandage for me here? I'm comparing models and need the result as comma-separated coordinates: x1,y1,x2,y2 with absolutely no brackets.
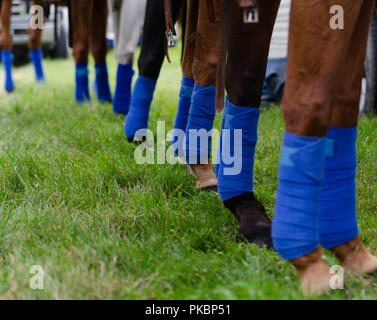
29,48,46,82
215,102,228,178
124,76,157,140
319,127,359,249
75,63,90,103
172,77,194,156
217,101,260,201
94,62,112,103
1,50,14,92
272,132,327,260
113,63,134,115
185,84,216,164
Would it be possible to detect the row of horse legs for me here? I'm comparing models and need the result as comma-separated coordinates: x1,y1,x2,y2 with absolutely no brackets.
121,0,377,295
0,0,46,92
1,0,376,295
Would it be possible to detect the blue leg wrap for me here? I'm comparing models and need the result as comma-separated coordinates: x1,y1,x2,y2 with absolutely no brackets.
185,84,216,164
113,63,134,115
272,132,327,260
172,77,194,157
217,100,260,201
94,62,112,103
124,76,157,140
1,50,14,92
29,48,46,82
75,63,90,103
319,127,359,249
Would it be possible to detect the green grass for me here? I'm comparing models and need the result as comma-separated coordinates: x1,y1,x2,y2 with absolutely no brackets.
0,45,376,300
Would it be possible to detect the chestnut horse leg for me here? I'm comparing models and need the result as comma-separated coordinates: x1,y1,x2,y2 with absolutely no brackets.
171,0,198,158
217,0,281,247
29,0,46,82
272,0,377,295
183,0,221,191
70,0,91,102
90,0,112,103
124,0,185,141
0,0,14,92
110,0,147,115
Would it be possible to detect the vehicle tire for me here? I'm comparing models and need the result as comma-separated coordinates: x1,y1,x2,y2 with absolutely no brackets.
54,25,68,59
361,4,377,115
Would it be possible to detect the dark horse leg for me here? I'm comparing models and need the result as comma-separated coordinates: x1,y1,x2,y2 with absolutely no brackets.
29,0,46,82
124,0,184,141
217,0,281,247
272,0,377,295
0,0,14,92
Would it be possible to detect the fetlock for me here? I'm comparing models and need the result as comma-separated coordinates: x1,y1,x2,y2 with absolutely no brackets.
223,192,272,248
330,236,377,275
189,162,218,191
290,246,332,296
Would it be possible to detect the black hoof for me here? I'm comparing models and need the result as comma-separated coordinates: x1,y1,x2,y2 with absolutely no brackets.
201,185,218,193
223,192,273,249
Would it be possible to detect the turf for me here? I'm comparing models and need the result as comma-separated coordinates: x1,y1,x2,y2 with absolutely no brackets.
0,45,376,300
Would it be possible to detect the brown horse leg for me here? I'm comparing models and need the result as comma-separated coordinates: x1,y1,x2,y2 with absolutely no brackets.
326,1,377,276
29,0,46,81
181,0,198,80
277,0,375,295
0,0,12,51
1,0,14,92
28,0,44,50
89,0,111,102
89,0,108,64
186,0,221,190
70,0,91,64
70,0,92,101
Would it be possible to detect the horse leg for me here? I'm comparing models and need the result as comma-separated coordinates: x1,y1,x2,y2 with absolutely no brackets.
90,0,111,103
124,0,184,141
70,0,91,102
322,1,377,277
110,0,147,115
29,0,46,82
184,0,221,191
0,0,14,92
171,0,197,158
217,0,281,247
272,0,376,295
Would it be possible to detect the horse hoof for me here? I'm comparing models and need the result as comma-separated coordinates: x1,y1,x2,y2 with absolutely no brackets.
223,192,273,249
188,163,218,190
330,236,377,275
291,247,332,296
